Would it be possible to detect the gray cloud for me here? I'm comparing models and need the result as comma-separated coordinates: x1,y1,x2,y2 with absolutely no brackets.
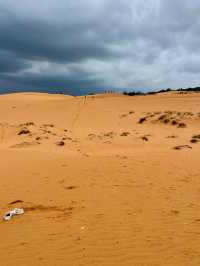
0,49,30,73
0,0,200,94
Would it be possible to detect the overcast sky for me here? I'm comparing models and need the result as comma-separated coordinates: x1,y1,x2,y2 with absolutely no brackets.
0,0,200,93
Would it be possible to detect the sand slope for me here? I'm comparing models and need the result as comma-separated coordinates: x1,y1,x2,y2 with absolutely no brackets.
0,92,200,265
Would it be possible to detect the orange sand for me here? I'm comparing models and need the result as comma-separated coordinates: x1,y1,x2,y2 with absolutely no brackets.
0,91,200,265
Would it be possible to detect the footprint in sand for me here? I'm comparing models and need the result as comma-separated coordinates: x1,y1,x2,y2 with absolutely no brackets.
58,179,65,184
58,179,78,190
64,186,77,190
170,209,180,215
10,141,40,148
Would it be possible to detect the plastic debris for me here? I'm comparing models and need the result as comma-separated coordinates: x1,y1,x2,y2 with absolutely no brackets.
3,208,24,221
3,212,12,221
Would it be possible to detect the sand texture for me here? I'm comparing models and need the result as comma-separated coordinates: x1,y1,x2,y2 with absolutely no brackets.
0,91,200,265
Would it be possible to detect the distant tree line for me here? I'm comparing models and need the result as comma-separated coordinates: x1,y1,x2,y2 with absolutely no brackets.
123,86,200,96
177,86,200,92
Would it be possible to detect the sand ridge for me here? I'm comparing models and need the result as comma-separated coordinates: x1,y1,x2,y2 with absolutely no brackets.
0,91,200,265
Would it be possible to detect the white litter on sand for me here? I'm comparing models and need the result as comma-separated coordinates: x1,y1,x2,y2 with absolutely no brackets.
3,208,24,221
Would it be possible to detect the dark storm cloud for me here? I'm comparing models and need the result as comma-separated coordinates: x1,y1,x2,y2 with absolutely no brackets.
0,49,30,73
1,67,103,89
0,6,115,63
0,0,200,93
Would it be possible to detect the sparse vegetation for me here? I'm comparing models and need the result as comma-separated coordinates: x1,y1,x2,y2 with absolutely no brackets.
166,135,178,138
123,91,145,96
163,119,170,124
138,117,147,124
120,132,130,137
190,138,198,143
129,110,134,114
141,136,148,141
103,132,116,138
123,86,200,96
192,134,200,139
18,128,30,135
43,124,54,127
190,134,200,144
56,141,65,146
173,145,192,150
19,122,34,127
171,120,178,125
158,114,167,121
178,122,186,128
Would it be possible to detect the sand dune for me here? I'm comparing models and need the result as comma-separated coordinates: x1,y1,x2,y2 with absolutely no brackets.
1,91,200,265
